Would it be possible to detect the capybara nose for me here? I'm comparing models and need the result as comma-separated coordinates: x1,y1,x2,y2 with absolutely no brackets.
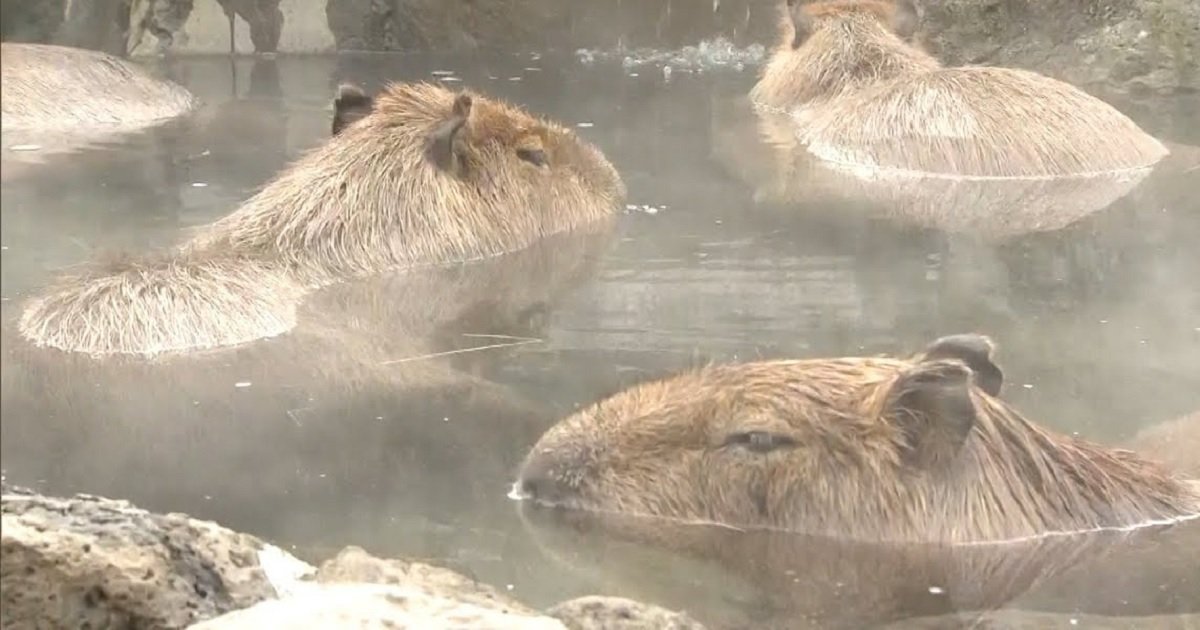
516,452,576,506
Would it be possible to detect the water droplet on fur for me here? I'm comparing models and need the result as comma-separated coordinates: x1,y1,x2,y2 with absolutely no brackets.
505,584,514,591
191,182,208,188
437,76,462,83
10,144,41,152
628,72,640,77
928,586,945,595
576,122,595,128
234,381,252,388
319,473,327,478
1069,620,1079,626
1022,384,1033,389
430,70,455,76
523,67,541,72
508,77,522,82
442,417,450,422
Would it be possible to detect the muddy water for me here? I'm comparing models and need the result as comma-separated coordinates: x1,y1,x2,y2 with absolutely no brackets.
2,52,1199,628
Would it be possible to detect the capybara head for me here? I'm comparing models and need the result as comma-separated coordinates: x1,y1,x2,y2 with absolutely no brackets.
751,0,938,109
195,81,625,282
786,0,917,49
516,334,1200,543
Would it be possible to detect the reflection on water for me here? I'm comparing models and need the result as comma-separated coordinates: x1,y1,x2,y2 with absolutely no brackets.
2,53,1199,627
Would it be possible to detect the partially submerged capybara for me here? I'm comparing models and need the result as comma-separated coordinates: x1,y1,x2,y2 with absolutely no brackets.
18,81,625,357
749,0,1168,177
516,334,1200,543
0,42,199,134
709,95,1152,240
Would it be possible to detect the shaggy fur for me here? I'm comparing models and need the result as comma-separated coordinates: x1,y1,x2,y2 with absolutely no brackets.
0,43,199,133
517,334,1200,544
708,98,1150,240
18,253,303,357
749,0,1168,177
18,82,625,357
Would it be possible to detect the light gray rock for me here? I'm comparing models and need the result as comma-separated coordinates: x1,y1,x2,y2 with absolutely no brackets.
189,582,568,629
0,489,287,629
549,595,708,630
919,0,1200,95
312,545,537,615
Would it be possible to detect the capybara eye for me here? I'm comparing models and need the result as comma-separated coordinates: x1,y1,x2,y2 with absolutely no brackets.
516,148,548,167
725,431,796,453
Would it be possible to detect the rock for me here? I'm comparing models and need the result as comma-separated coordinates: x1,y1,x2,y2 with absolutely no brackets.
548,596,708,630
325,0,568,52
919,0,1200,95
0,0,67,46
313,545,537,615
190,582,568,629
0,491,297,629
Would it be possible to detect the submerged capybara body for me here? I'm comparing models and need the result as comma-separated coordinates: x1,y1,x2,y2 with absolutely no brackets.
709,96,1151,240
0,42,199,134
516,334,1200,544
750,0,1168,177
17,82,625,357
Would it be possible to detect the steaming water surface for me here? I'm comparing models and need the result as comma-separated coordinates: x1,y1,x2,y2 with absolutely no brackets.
2,52,1199,628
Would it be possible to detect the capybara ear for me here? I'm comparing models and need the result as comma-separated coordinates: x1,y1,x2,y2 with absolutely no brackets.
331,83,373,136
884,359,977,469
427,93,474,173
786,0,814,48
890,0,919,41
919,334,1003,397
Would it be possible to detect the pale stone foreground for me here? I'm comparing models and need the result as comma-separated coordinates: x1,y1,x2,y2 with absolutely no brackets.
0,486,704,629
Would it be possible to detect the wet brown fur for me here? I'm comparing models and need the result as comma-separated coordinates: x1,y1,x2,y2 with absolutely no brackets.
17,82,625,357
749,1,1168,177
708,97,1151,240
0,42,199,133
518,335,1200,544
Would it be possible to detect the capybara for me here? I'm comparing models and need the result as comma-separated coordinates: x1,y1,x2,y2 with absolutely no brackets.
17,81,625,357
516,334,1200,544
749,0,1168,177
0,42,199,134
709,95,1153,240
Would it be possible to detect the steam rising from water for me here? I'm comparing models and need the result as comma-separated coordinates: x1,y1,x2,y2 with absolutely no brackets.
575,37,765,73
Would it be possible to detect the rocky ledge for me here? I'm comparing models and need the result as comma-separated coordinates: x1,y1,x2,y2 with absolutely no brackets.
2,0,1195,94
0,487,705,629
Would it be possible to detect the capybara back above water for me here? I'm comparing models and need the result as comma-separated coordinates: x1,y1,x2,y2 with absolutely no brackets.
17,82,626,357
749,0,1168,177
0,42,199,133
516,334,1200,544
